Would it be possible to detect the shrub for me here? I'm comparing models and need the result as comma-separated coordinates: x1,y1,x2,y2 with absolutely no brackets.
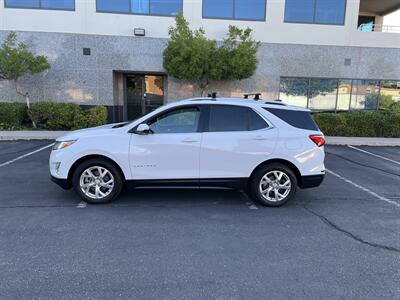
0,102,28,129
28,102,82,130
28,102,108,130
75,106,108,129
313,111,400,137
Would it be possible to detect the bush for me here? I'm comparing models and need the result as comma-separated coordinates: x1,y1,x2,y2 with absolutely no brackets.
313,111,400,137
0,102,108,130
75,106,108,129
0,103,28,129
28,102,108,130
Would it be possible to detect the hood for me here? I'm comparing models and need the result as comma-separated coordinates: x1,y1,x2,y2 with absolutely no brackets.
56,122,129,141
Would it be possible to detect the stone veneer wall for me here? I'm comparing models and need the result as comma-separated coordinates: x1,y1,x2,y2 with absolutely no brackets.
0,30,399,108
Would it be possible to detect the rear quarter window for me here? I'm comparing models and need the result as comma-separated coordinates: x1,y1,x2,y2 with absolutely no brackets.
263,107,319,131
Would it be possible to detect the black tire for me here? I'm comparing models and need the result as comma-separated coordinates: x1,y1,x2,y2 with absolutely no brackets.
72,158,124,204
249,163,297,207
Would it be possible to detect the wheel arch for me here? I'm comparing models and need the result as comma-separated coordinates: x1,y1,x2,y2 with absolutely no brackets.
250,158,302,186
67,154,126,187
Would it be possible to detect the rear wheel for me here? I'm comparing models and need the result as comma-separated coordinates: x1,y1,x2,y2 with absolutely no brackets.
249,163,297,207
72,159,124,204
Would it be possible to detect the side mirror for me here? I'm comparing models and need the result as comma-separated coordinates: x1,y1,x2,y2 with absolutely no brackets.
135,123,151,135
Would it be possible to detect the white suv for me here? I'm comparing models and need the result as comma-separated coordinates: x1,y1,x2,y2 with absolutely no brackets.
50,97,325,207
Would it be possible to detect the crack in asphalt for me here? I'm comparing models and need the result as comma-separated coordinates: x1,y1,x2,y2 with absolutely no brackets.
300,205,400,254
325,152,400,177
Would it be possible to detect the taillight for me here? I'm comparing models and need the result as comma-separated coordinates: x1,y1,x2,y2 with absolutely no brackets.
309,135,325,147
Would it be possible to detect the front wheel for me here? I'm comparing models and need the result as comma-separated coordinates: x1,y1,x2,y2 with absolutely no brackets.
249,163,297,207
72,159,124,204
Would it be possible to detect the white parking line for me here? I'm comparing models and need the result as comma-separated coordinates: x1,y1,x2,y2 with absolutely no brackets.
0,143,54,167
76,201,87,208
348,145,400,166
326,169,400,208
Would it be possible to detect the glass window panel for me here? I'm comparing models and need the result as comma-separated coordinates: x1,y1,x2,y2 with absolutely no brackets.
131,0,149,14
5,0,40,8
41,0,74,9
315,0,346,25
279,78,309,108
379,80,400,109
209,105,249,132
97,0,130,13
203,0,234,19
308,79,338,110
249,110,268,130
150,0,181,16
235,0,265,20
336,79,351,110
284,0,314,23
149,108,200,134
351,80,380,110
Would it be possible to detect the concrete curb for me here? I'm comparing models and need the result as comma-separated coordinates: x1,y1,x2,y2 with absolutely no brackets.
1,131,400,146
325,136,400,146
0,131,68,141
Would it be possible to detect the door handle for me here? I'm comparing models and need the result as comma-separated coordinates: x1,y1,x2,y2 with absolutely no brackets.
182,138,198,143
253,136,268,140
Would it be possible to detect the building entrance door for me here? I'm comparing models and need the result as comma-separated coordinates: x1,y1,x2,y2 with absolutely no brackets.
125,74,164,121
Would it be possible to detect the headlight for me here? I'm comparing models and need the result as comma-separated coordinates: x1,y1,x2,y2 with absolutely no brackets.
52,140,77,151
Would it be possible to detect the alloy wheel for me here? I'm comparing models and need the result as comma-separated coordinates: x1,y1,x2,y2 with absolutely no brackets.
259,170,291,202
79,166,114,199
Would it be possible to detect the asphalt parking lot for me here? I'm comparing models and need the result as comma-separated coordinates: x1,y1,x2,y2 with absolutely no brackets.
0,141,399,299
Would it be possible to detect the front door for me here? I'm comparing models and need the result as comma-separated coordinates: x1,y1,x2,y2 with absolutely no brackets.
130,105,203,180
126,74,164,121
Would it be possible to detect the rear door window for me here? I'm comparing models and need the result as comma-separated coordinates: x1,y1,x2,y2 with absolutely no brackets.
263,107,318,131
209,105,268,132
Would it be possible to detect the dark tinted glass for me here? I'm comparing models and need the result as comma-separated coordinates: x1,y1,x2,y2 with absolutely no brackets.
284,0,314,23
209,105,249,132
148,107,200,134
203,0,234,18
209,105,266,132
151,0,181,15
6,0,40,8
235,0,265,20
97,0,130,12
264,108,318,131
41,0,74,9
315,0,346,24
249,110,268,130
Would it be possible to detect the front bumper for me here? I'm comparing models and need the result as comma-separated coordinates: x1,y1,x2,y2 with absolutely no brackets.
299,174,325,189
50,175,71,190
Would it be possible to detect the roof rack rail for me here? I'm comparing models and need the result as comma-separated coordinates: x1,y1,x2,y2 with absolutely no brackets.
243,93,262,100
264,100,286,106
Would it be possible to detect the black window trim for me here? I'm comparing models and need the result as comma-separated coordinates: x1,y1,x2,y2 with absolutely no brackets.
283,0,347,26
96,0,183,17
129,104,206,134
4,0,75,11
204,104,270,133
202,0,267,22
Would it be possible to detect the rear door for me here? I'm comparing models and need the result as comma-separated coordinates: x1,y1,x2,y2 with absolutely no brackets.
199,105,278,179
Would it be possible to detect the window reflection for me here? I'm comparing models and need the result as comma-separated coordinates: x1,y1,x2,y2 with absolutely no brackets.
97,0,182,16
279,78,309,108
308,79,338,110
336,80,352,110
379,81,400,109
350,80,380,110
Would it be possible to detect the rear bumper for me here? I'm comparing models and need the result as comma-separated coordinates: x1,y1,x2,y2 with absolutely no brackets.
50,175,71,190
299,174,324,189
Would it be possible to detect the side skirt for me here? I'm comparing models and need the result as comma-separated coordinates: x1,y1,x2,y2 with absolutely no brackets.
126,178,248,190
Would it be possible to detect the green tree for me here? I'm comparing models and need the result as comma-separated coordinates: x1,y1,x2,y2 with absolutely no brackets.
0,32,50,126
163,13,260,95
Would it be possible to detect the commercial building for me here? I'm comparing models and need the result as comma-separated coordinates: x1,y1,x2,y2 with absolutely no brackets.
0,0,399,122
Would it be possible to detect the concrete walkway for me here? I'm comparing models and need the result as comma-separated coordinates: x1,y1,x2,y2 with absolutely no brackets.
1,130,400,146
